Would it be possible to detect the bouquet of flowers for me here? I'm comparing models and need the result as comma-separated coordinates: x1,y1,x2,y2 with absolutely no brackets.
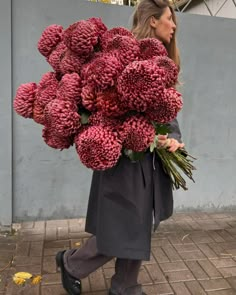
13,17,196,190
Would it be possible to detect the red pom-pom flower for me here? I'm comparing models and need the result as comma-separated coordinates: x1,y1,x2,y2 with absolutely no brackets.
44,99,81,137
146,87,183,124
38,24,64,58
75,125,121,170
63,20,98,56
117,60,166,112
36,72,59,108
42,126,73,149
47,42,67,73
57,73,82,105
13,82,37,118
139,38,168,60
119,115,155,152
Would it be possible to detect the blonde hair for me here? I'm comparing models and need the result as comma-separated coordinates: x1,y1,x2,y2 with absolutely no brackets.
131,0,180,70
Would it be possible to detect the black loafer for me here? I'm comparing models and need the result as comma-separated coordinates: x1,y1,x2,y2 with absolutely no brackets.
56,251,82,295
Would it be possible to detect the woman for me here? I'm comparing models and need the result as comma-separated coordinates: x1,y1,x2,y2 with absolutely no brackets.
56,1,184,294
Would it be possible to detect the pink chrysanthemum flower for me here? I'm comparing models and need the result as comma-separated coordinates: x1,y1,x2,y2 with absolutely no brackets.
117,60,166,112
47,42,67,73
88,17,107,39
57,73,82,105
33,101,45,125
100,27,134,50
146,87,183,124
75,125,121,170
36,72,59,108
13,82,37,118
44,99,81,137
81,84,97,111
153,56,179,88
96,87,127,117
38,24,64,58
63,20,98,56
60,49,86,74
42,126,74,149
139,38,168,60
119,115,155,152
84,54,122,90
103,35,140,66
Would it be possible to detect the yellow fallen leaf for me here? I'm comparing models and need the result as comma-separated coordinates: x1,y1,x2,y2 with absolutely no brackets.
31,275,42,285
13,276,26,285
75,242,81,246
14,272,32,280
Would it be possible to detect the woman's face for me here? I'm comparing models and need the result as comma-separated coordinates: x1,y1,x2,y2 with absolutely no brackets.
150,7,176,44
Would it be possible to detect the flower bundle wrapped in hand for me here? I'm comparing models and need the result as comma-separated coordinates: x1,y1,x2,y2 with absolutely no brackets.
13,17,196,190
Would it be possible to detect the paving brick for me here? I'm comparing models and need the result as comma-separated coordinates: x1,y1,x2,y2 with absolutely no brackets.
143,283,174,295
138,267,153,284
208,231,226,243
151,238,171,247
103,267,114,279
162,244,182,262
185,261,209,280
44,240,70,249
141,253,156,265
198,260,222,278
185,280,207,295
13,255,41,266
43,255,57,274
207,290,236,295
29,241,44,256
226,276,236,289
81,276,91,292
6,282,40,295
41,273,61,285
41,284,66,294
174,243,199,252
171,282,191,294
167,233,193,245
210,258,236,268
32,221,45,230
219,267,236,277
22,234,44,242
0,242,16,251
45,227,57,241
189,233,215,244
200,278,231,292
44,246,69,256
89,269,106,291
102,259,115,268
152,247,170,263
21,221,35,229
217,231,235,242
179,250,207,261
57,227,69,240
165,270,195,283
197,243,218,259
145,264,167,283
15,241,30,256
15,264,42,274
159,261,188,273
46,220,68,228
20,227,45,235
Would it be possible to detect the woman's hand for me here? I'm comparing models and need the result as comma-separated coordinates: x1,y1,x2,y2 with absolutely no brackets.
157,134,185,153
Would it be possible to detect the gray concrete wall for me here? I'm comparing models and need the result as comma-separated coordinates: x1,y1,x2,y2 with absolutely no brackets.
1,0,236,224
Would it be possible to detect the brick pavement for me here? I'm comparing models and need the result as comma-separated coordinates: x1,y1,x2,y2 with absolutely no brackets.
1,212,236,294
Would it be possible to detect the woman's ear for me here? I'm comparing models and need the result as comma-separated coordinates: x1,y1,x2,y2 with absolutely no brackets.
150,16,159,29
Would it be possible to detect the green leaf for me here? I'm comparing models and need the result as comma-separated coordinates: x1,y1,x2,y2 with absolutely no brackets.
150,135,159,153
80,112,90,125
151,122,171,135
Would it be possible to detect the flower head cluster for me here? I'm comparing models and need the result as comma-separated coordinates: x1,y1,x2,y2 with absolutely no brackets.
44,99,81,137
63,20,98,56
139,38,168,60
14,82,37,118
42,127,74,149
36,72,59,108
117,60,166,112
57,73,82,105
75,126,121,170
146,87,183,124
14,17,183,171
37,24,64,58
119,115,155,152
